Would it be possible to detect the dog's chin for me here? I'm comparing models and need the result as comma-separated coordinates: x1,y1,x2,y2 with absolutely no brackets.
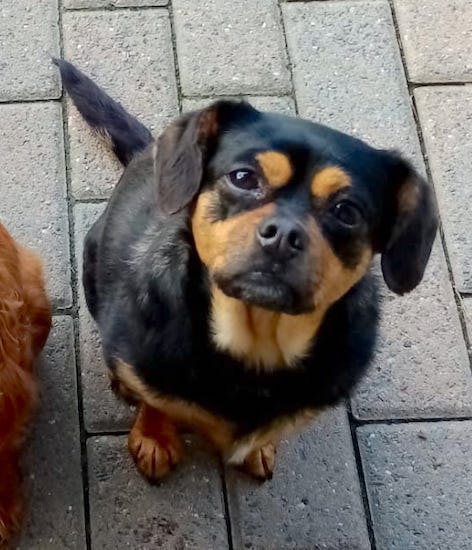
214,271,314,315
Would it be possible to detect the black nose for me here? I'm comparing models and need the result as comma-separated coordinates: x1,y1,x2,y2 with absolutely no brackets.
257,216,307,260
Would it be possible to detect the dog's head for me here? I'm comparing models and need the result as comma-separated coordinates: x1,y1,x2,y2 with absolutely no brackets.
154,101,437,315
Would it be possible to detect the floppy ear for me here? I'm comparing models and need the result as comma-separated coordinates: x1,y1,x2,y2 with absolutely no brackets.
154,107,219,215
154,100,259,215
380,155,438,295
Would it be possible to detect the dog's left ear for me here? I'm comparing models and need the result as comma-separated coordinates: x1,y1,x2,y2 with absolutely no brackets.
379,154,438,295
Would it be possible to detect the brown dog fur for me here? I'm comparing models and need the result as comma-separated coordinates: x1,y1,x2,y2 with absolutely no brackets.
0,223,51,545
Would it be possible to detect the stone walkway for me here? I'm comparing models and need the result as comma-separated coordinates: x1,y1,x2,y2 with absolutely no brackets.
1,1,471,548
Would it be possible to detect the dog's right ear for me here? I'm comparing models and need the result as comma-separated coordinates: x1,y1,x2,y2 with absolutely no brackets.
155,100,258,215
154,108,218,215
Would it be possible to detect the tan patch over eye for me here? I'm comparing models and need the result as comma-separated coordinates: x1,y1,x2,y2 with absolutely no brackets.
256,151,293,188
311,166,351,198
398,178,420,213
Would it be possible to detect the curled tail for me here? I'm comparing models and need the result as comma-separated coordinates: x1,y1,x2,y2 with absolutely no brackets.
53,58,153,166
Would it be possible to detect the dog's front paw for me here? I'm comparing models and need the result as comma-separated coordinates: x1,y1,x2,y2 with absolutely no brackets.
241,443,276,480
128,405,182,481
128,430,181,480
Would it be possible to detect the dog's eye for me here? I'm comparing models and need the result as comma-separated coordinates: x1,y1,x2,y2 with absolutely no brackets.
332,201,362,227
226,170,260,191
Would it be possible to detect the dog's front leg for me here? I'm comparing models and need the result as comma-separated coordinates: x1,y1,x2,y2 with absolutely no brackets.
128,404,183,481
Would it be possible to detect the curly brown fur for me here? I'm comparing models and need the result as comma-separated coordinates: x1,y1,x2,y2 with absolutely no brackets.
0,223,51,545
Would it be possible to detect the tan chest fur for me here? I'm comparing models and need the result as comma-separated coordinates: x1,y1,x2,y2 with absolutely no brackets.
210,286,325,370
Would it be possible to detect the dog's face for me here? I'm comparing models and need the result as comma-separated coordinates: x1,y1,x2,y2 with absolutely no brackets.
154,101,437,315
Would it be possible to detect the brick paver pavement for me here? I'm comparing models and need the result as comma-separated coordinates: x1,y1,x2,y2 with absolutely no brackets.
0,1,471,548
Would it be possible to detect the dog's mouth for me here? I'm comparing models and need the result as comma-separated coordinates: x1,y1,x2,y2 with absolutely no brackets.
214,270,314,315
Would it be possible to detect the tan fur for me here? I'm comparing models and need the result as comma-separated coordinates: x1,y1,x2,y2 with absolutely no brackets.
209,231,371,369
311,166,351,199
211,285,325,369
192,192,275,270
192,193,373,370
305,219,372,309
193,193,324,368
256,151,293,188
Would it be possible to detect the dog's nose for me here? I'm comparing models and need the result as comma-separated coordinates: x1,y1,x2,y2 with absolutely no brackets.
257,216,307,260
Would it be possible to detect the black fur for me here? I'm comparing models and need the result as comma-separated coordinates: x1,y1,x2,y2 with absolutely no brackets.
379,154,438,294
56,60,438,437
154,112,215,214
53,58,152,165
82,144,379,435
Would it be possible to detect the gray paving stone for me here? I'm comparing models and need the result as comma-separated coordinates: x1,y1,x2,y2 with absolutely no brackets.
352,242,472,420
62,9,178,199
74,203,135,433
227,406,370,550
182,95,296,115
88,435,229,549
283,0,422,163
173,0,291,96
18,317,85,550
65,0,167,7
358,421,472,550
394,0,472,83
0,0,60,101
0,102,71,308
415,86,472,292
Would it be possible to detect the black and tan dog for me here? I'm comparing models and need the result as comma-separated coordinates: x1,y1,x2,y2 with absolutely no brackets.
56,59,437,481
